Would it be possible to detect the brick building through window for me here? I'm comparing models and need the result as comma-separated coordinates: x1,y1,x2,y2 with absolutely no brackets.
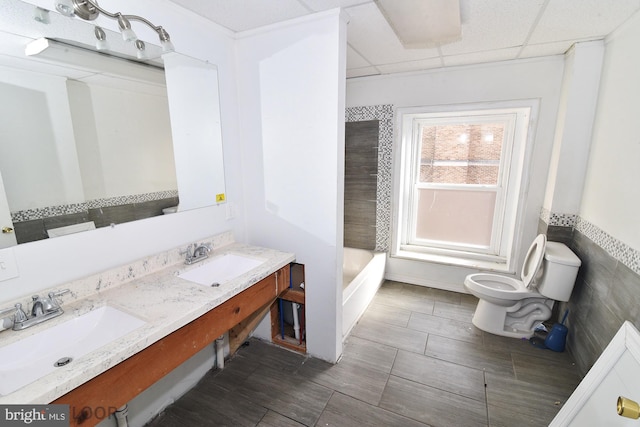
420,123,504,185
394,104,533,268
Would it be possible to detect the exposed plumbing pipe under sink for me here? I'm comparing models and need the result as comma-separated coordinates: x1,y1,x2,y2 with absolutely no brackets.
216,335,224,370
114,405,129,427
292,303,301,341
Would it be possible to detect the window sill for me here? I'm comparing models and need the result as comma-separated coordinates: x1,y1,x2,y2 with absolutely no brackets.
392,248,515,273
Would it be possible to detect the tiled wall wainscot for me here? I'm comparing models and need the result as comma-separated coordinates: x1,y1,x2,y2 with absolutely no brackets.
540,210,640,376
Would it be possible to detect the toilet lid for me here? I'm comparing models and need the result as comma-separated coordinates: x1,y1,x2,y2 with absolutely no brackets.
521,234,547,288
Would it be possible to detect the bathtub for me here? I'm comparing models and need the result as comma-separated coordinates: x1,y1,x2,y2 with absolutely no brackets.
342,247,386,338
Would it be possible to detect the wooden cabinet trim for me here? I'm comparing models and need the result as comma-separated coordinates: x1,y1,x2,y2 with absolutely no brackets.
54,266,288,426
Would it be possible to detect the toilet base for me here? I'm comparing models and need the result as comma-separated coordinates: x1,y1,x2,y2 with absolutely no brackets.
471,298,553,339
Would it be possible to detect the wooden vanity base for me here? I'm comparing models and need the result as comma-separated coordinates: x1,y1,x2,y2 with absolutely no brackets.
53,265,289,427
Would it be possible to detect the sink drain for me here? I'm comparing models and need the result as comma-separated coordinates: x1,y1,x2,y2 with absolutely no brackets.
54,357,73,367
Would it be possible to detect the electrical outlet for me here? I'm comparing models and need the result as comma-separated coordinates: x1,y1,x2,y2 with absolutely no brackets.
0,247,19,282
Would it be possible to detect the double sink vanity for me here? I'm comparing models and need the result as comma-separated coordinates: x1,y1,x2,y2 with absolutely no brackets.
0,231,295,426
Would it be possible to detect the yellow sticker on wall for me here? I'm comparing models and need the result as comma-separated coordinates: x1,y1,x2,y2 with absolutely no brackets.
216,193,226,202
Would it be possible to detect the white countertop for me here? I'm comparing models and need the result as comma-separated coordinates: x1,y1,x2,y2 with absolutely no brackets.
0,231,295,404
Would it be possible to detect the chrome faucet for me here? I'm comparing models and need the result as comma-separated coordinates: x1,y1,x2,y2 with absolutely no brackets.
11,289,70,331
183,242,211,265
0,305,20,331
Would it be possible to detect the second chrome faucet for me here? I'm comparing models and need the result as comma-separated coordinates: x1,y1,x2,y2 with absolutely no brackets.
183,242,211,265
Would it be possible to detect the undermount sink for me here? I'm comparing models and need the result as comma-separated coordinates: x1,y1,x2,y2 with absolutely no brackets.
178,253,266,287
0,306,146,396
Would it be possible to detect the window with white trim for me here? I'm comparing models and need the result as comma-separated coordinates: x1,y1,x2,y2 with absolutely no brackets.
394,104,533,268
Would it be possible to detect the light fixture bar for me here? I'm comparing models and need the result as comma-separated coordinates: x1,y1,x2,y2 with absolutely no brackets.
61,0,174,52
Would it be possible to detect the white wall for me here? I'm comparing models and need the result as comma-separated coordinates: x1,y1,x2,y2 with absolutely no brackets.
347,57,565,291
1,2,243,424
236,10,348,362
580,12,640,250
543,41,604,215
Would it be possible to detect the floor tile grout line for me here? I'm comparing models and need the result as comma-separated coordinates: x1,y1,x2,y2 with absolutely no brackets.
386,373,490,406
329,391,431,427
483,370,490,427
510,351,518,380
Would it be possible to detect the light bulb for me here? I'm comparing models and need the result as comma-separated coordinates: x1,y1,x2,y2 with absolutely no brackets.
117,14,137,42
158,28,174,53
94,26,109,51
135,40,148,60
54,0,75,17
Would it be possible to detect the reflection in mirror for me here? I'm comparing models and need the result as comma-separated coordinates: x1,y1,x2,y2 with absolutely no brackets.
0,0,226,247
0,43,177,246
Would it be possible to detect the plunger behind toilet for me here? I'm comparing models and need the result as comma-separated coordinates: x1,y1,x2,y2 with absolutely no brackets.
545,309,569,352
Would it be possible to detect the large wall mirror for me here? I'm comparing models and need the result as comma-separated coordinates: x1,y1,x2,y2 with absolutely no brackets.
0,0,226,248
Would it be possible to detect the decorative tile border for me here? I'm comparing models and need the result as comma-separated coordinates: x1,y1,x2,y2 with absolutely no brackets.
346,105,394,252
85,190,178,209
550,212,577,228
541,209,640,275
575,217,640,275
11,203,88,222
11,190,178,222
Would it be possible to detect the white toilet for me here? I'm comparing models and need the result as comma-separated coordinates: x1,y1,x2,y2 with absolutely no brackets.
464,234,581,339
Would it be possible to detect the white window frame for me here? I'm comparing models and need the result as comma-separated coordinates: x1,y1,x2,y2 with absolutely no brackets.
392,101,538,272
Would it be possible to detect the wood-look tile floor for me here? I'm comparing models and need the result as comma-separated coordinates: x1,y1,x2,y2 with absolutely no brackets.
146,281,581,427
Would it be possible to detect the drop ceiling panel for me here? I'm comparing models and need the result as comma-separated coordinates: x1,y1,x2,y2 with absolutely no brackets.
443,46,520,67
347,45,372,69
529,0,640,44
346,3,440,66
346,66,380,78
376,57,443,74
168,0,311,32
300,0,375,12
440,0,545,56
375,0,461,48
163,0,640,77
519,41,575,60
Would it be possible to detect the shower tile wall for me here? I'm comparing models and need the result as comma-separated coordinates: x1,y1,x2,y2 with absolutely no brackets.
540,213,640,376
344,120,378,250
345,105,394,252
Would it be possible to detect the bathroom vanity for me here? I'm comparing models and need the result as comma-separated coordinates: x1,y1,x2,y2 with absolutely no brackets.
0,231,294,426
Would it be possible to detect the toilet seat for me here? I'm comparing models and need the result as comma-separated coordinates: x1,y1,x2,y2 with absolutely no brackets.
464,234,547,305
521,234,546,288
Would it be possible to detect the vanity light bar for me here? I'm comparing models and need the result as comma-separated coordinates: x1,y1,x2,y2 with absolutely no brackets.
54,0,174,53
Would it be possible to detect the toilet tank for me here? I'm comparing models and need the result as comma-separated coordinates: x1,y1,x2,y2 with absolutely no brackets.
535,242,581,302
